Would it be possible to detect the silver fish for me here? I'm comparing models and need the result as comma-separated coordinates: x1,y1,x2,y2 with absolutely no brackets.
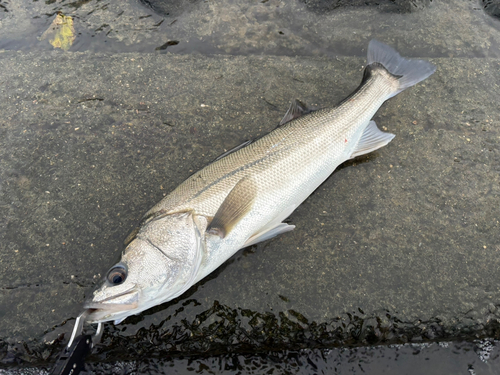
85,40,435,324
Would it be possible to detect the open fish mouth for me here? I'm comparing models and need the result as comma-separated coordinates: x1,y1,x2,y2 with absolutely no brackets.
84,305,138,323
84,302,139,323
84,300,139,312
84,288,139,322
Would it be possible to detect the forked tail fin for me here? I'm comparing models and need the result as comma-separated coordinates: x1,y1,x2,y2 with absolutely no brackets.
367,40,436,97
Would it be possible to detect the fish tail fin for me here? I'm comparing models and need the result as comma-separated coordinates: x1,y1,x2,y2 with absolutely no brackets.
367,39,436,97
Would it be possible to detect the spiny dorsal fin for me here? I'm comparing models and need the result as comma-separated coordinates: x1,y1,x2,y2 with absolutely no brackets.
206,176,257,238
279,99,312,126
214,139,253,162
349,120,395,159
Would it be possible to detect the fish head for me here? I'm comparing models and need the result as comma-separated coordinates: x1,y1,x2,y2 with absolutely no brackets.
85,211,205,324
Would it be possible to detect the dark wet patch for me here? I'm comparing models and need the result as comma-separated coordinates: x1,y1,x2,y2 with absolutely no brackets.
139,0,202,17
482,0,500,19
5,301,500,366
301,0,431,14
0,0,495,57
155,40,179,51
66,0,94,9
41,341,493,374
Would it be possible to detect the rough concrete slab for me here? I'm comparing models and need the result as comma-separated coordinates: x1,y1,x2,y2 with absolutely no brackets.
0,48,499,365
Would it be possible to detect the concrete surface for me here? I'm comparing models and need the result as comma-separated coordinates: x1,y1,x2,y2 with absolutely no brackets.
0,0,499,369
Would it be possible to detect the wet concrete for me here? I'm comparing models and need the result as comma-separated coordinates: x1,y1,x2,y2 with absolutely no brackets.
7,340,500,374
61,340,500,374
0,0,500,372
2,0,500,57
1,49,500,366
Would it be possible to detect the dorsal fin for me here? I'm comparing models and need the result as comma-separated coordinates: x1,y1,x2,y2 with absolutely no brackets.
213,139,253,162
279,99,313,126
211,99,313,164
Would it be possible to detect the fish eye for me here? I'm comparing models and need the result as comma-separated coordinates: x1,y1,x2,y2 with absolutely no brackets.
107,265,127,285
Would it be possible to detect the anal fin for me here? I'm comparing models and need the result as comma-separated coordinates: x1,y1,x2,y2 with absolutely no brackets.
350,120,395,159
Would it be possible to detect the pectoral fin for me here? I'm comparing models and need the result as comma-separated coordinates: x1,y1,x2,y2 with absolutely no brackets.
349,120,395,159
207,176,257,238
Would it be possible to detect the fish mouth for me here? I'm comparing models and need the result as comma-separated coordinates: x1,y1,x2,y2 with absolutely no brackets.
84,287,139,323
